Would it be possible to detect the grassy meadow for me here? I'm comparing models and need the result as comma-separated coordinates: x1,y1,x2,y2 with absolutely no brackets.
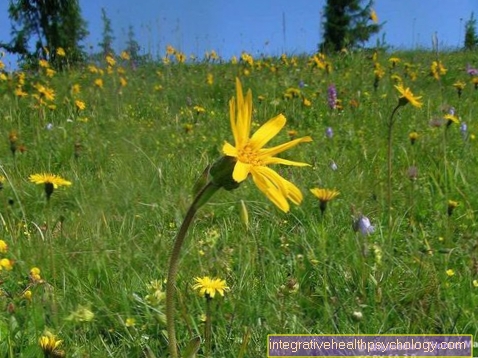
0,48,478,357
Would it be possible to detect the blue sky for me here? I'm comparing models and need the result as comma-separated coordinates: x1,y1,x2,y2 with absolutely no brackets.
1,0,477,67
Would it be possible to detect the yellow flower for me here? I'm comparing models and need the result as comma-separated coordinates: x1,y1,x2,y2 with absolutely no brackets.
310,188,340,214
222,78,312,212
14,87,28,97
0,240,7,253
75,100,86,111
119,77,127,87
71,84,81,94
22,289,32,301
370,9,378,23
394,84,422,108
453,80,466,90
447,200,458,216
473,280,478,288
192,276,229,298
94,78,103,88
105,55,116,66
409,131,419,144
446,269,455,277
30,267,42,281
310,188,340,202
29,173,72,188
125,318,136,327
39,59,49,68
39,332,63,355
0,258,13,270
444,114,459,125
120,51,130,60
56,47,66,57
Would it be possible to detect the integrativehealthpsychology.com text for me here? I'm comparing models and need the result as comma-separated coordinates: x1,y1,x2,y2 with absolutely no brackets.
267,334,473,357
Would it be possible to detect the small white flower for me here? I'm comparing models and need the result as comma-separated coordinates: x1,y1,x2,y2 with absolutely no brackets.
45,123,54,130
330,161,338,171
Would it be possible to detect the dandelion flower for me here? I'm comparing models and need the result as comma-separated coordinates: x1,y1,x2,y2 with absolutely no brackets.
310,188,339,214
29,173,72,200
39,332,63,356
222,78,312,212
56,47,66,57
395,85,422,108
447,200,458,216
0,240,7,253
446,269,455,277
192,276,229,298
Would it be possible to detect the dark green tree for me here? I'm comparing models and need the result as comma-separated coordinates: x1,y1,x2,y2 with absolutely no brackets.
464,12,477,50
126,25,140,61
320,0,382,52
99,8,115,56
0,0,88,68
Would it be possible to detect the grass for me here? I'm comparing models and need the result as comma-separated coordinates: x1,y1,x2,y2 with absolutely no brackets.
0,48,478,357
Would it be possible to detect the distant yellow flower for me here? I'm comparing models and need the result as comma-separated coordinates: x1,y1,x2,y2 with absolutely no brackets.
46,68,56,78
30,267,42,282
29,173,71,188
473,280,478,288
430,61,447,80
125,318,136,327
105,55,116,66
88,65,99,73
120,51,130,60
14,87,28,97
0,240,7,253
388,57,401,66
310,188,340,214
394,84,422,108
453,81,466,90
166,44,176,55
75,100,86,111
444,114,459,125
409,131,419,144
39,332,63,355
192,276,229,298
207,73,214,85
446,269,455,277
193,105,205,114
222,78,312,212
29,173,72,200
370,9,378,23
302,98,312,107
22,289,32,301
39,59,49,68
119,77,127,87
447,200,458,216
94,78,103,88
56,47,66,57
0,258,13,270
72,84,81,94
175,52,186,63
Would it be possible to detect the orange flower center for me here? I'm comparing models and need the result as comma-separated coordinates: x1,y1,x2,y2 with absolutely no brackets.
237,144,263,166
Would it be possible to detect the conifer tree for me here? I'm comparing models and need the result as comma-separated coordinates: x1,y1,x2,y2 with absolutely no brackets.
464,12,477,50
99,8,115,56
0,0,88,68
321,0,381,52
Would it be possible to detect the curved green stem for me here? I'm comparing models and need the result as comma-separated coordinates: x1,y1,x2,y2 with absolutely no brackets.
166,181,219,358
387,104,401,239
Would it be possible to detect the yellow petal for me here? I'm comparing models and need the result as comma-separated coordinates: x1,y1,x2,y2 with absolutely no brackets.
249,114,286,149
263,157,311,167
260,136,313,158
232,161,252,182
222,142,238,157
252,173,289,212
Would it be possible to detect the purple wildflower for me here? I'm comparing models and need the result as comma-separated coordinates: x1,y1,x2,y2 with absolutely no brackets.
466,64,478,76
353,215,375,236
327,84,337,110
325,127,334,138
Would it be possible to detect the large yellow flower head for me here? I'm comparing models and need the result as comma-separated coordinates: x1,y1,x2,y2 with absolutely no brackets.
192,276,229,298
29,173,72,200
394,84,423,108
39,332,63,355
222,78,312,212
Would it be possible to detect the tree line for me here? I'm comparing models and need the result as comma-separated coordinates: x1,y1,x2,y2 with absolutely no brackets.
0,0,476,70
